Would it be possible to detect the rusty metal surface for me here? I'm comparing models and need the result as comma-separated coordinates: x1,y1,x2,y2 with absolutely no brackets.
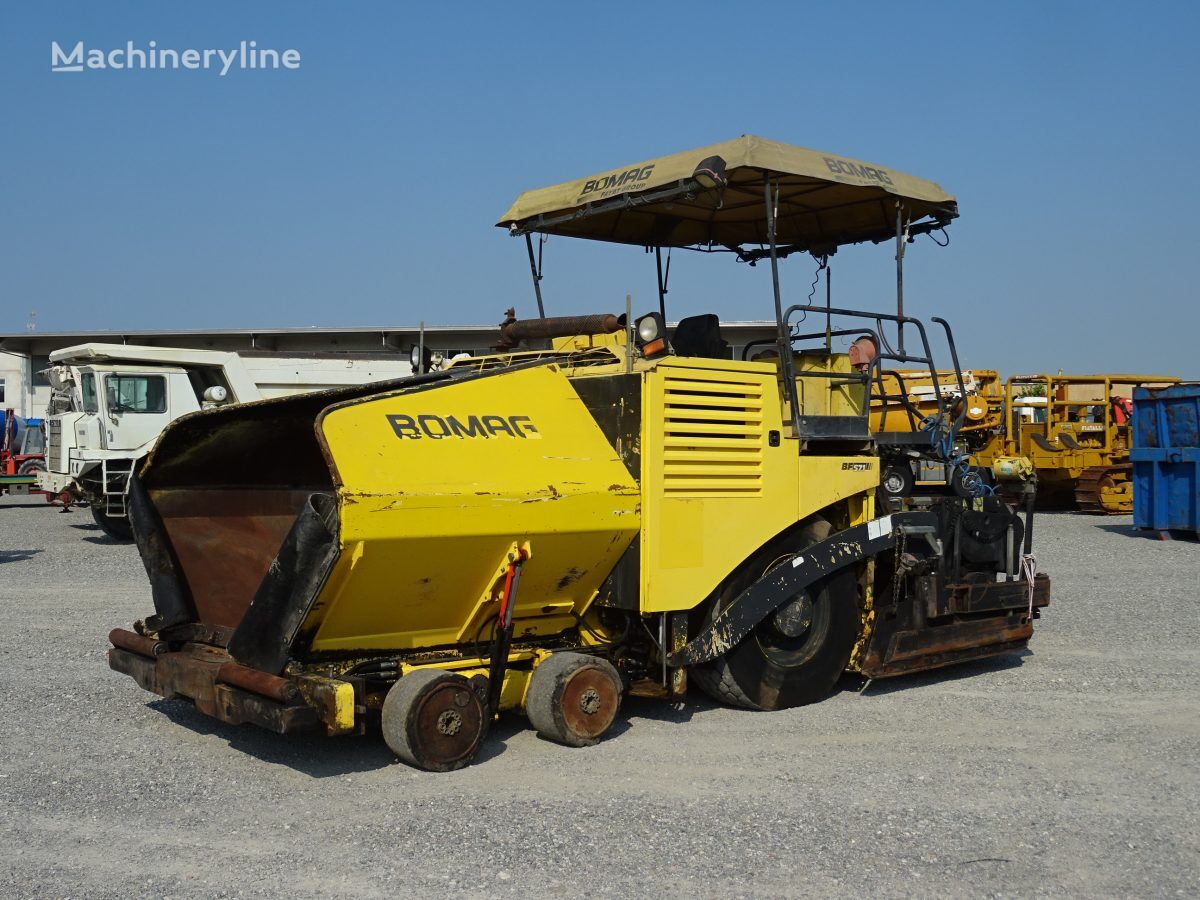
108,645,318,734
151,488,315,629
157,621,234,647
859,634,1033,679
859,610,1037,679
559,666,620,740
216,661,300,704
410,678,486,769
925,573,1051,617
497,312,621,350
108,627,166,658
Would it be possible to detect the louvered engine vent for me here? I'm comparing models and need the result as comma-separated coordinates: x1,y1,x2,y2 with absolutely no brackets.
661,374,764,497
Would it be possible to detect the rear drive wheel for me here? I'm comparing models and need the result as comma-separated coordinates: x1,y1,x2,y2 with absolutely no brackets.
382,668,485,772
91,506,134,541
525,652,622,747
691,520,859,711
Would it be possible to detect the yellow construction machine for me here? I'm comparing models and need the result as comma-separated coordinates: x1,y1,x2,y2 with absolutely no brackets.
974,373,1179,514
868,368,1016,498
107,136,1050,771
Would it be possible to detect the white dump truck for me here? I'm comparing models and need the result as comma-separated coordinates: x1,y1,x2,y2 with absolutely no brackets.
39,343,412,539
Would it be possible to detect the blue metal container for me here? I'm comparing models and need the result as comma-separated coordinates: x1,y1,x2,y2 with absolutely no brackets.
1131,384,1200,536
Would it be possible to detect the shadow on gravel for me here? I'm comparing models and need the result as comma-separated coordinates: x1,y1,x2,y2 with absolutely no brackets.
82,535,129,546
144,691,711,775
0,549,41,563
150,697,401,776
1097,522,1197,542
849,650,1031,698
622,693,718,724
149,696,531,775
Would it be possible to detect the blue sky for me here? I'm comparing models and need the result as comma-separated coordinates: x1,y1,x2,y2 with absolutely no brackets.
2,1,1197,374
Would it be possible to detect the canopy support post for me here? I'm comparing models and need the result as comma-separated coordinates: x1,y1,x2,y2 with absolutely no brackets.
654,246,668,320
765,177,802,443
525,233,547,319
895,203,907,355
825,262,833,352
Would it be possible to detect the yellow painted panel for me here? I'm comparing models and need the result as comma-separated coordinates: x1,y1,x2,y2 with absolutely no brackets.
308,365,640,652
640,359,878,614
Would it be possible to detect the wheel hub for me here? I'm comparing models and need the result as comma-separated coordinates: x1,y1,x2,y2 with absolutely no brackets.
772,594,814,638
411,682,484,767
436,709,462,736
560,668,620,739
578,687,601,715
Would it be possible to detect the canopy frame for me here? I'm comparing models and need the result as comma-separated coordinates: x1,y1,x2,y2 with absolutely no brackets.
500,137,958,444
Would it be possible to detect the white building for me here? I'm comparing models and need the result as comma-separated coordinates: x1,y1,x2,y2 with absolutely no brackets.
0,321,779,419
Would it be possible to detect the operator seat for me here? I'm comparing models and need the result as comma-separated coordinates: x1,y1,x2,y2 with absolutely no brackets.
672,314,729,359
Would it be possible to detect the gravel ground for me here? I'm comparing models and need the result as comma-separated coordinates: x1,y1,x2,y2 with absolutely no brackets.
0,495,1197,898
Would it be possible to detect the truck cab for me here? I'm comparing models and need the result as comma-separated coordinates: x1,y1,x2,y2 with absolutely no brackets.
43,362,203,537
39,341,413,540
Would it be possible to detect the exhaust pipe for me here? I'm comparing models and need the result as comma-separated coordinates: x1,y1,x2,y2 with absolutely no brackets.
497,312,623,351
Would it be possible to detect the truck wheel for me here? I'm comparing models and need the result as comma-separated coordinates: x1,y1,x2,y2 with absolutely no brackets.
951,465,992,498
525,652,622,747
17,459,45,476
881,465,914,499
381,668,485,772
91,507,134,542
691,521,859,711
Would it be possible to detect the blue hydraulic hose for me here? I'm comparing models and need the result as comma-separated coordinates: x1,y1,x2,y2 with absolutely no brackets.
918,415,994,498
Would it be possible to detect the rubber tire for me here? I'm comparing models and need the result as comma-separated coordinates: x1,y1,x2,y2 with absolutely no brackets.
525,652,622,747
381,668,484,772
691,527,859,711
91,506,134,542
17,459,45,476
951,465,992,498
881,464,915,500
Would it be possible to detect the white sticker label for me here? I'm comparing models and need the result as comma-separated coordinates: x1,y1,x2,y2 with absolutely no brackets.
867,515,893,541
791,555,805,568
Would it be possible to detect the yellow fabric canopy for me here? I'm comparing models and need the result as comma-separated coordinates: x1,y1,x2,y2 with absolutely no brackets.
498,135,957,252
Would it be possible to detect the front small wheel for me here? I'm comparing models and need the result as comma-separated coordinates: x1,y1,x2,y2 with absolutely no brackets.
382,669,485,772
525,652,622,747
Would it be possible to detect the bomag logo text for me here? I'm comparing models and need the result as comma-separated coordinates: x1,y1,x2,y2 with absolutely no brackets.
387,414,540,440
823,157,894,186
577,164,655,200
